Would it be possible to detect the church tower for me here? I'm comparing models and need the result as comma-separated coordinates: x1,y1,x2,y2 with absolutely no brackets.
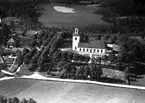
72,28,80,51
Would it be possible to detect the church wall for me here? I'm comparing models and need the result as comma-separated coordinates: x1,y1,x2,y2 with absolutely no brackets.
77,47,107,58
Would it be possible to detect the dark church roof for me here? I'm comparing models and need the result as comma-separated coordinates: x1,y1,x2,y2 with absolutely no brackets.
78,40,106,49
73,32,80,36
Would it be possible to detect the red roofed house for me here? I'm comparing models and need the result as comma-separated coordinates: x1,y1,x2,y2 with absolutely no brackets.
72,28,108,59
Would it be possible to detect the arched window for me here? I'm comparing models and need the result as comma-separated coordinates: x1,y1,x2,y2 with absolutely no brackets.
94,49,95,52
80,48,81,51
75,37,77,40
87,49,88,52
90,49,92,53
83,48,85,52
101,50,103,53
97,49,99,52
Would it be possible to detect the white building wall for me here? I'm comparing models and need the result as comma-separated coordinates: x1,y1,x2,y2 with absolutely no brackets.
77,47,107,58
72,28,80,51
72,36,80,50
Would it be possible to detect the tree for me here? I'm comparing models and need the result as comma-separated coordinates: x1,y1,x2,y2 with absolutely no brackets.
23,53,31,64
84,66,90,79
20,99,28,103
90,65,102,81
16,54,23,65
102,55,108,64
16,49,22,56
84,56,90,63
31,48,37,54
28,98,37,103
78,55,85,62
43,63,52,74
22,48,30,56
67,52,74,61
108,53,116,65
1,23,10,45
8,97,13,103
61,62,72,78
61,52,68,61
31,55,39,64
57,61,67,68
110,35,117,43
96,57,102,64
42,40,48,46
0,95,7,103
124,67,130,85
37,39,42,46
95,35,101,40
12,97,19,103
29,63,38,71
76,66,85,79
53,51,62,61
104,34,110,41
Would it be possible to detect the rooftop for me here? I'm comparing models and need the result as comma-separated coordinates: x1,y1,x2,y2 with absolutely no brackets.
78,40,106,49
7,38,15,43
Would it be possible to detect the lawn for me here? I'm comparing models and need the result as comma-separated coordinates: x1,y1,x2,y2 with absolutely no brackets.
0,78,145,103
39,4,112,29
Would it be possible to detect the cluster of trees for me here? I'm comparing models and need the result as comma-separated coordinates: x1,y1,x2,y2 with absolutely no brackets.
0,0,43,18
0,22,10,45
101,0,145,16
16,27,90,74
118,36,145,62
61,64,102,81
0,0,45,29
53,51,90,63
60,62,130,84
95,0,145,34
0,96,37,103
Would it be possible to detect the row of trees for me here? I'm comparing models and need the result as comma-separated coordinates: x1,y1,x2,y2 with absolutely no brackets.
0,96,37,103
59,62,130,84
0,0,43,18
53,51,90,63
16,28,90,73
61,64,102,81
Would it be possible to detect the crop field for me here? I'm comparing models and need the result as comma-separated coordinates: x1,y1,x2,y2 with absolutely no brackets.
0,78,145,103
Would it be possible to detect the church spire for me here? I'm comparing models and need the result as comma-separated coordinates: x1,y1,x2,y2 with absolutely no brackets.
73,28,80,36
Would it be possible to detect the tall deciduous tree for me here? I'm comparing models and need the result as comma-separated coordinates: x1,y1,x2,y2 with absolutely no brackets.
12,97,19,103
61,52,68,61
90,65,102,80
67,52,74,61
53,51,62,61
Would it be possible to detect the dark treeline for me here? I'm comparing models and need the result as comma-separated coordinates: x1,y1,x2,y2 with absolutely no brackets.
0,0,44,23
0,95,37,103
101,0,145,16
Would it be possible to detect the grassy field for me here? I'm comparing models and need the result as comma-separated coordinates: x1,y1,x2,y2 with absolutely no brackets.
39,4,112,29
0,78,145,103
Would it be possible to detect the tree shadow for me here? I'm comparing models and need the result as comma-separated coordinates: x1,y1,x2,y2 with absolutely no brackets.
129,62,145,75
99,77,125,84
129,73,144,83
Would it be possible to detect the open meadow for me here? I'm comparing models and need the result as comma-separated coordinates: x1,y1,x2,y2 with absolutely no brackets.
0,78,145,103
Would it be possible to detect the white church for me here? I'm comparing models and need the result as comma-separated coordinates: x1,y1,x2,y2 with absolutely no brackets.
72,28,109,59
